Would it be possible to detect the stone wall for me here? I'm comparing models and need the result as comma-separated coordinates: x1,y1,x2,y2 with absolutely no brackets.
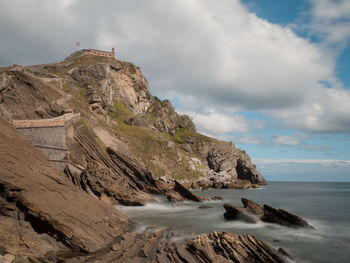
82,48,115,59
12,113,80,171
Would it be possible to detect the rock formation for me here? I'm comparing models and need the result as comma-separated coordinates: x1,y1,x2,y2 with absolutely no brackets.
261,204,315,229
224,198,314,229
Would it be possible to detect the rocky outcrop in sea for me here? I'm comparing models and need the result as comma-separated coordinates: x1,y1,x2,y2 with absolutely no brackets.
224,198,314,229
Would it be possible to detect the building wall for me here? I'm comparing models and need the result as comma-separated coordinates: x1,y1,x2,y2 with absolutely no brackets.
83,49,114,58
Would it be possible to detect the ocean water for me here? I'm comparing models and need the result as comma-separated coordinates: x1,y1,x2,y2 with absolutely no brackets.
116,182,350,263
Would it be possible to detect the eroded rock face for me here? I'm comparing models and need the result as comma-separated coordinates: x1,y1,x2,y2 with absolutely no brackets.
236,152,266,185
147,98,196,134
0,118,133,257
68,62,152,114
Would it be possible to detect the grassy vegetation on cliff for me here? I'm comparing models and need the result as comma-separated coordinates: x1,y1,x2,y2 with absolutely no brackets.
106,102,201,179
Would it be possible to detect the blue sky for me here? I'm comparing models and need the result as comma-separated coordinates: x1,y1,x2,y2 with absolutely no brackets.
0,0,349,181
226,0,350,180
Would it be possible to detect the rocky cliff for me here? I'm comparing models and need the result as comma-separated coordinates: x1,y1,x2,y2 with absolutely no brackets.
0,52,272,262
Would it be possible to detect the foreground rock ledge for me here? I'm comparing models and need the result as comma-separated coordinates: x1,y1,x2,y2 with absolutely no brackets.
61,230,286,263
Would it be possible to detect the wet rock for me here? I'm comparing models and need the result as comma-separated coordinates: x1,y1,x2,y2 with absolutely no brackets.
173,180,206,202
211,196,223,201
166,181,207,202
223,198,313,229
241,198,264,215
278,247,293,260
198,205,212,209
261,205,314,229
223,204,259,223
223,198,263,223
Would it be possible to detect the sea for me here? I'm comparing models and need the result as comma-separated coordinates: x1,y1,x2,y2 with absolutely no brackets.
116,182,350,263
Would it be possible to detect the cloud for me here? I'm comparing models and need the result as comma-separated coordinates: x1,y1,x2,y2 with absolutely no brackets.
232,134,266,145
253,159,350,181
185,109,249,137
253,159,350,165
310,0,350,46
0,0,350,135
271,134,301,147
270,133,333,151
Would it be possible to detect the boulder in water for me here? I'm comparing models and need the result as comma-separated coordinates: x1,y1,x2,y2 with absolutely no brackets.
261,204,314,229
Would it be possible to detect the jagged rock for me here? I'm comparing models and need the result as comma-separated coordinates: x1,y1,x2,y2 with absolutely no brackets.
147,98,196,134
236,153,266,185
223,204,259,223
261,205,314,229
224,198,314,229
68,62,152,114
207,146,238,177
207,144,266,186
242,197,264,215
186,231,285,263
166,180,207,202
56,230,286,263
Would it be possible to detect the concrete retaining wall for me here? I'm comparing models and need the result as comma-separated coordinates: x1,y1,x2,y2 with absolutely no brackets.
12,113,80,171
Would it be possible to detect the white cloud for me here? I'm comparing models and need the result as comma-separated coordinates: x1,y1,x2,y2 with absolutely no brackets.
253,159,350,165
253,158,350,181
0,0,350,135
233,134,266,145
185,109,249,136
310,0,350,45
271,134,301,147
269,133,332,151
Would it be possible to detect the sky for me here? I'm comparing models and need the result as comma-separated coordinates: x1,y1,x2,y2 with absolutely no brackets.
0,0,349,181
